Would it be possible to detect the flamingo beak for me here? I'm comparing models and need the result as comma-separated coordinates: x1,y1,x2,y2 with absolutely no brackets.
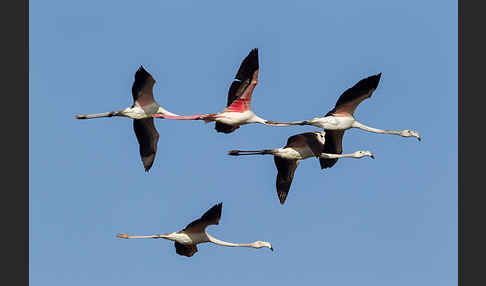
116,233,129,239
370,154,375,159
270,246,274,251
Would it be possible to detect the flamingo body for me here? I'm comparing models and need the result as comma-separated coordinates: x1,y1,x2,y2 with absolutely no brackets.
228,131,374,204
116,203,273,257
75,66,178,171
307,115,356,130
152,49,289,133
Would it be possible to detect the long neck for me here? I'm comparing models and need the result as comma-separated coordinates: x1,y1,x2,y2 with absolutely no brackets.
75,109,125,119
352,121,401,135
228,149,276,156
206,233,254,248
319,152,359,159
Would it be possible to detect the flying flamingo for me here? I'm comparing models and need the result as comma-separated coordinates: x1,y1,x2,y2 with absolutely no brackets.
75,66,179,171
228,131,375,205
153,48,287,133
116,203,273,257
273,73,421,167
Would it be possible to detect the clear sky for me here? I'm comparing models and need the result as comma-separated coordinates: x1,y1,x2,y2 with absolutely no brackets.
30,1,457,285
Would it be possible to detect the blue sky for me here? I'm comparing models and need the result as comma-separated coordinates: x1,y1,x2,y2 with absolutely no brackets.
30,1,457,285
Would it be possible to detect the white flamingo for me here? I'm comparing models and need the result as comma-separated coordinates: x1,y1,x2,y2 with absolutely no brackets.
229,131,375,205
75,66,178,171
116,203,273,257
273,73,421,167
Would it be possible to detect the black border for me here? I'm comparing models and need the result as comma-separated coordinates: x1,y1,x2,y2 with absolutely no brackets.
458,2,461,284
3,0,28,285
459,1,485,285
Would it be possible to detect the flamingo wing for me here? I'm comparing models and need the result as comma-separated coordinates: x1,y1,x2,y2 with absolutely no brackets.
132,66,157,108
329,73,381,116
319,129,344,169
214,121,240,133
223,48,259,113
133,118,159,172
174,241,198,257
274,157,298,205
286,132,325,157
184,203,223,232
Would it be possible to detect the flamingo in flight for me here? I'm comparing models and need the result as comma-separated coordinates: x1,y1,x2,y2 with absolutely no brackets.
116,203,273,257
228,131,375,205
274,73,421,167
153,48,285,133
75,66,179,171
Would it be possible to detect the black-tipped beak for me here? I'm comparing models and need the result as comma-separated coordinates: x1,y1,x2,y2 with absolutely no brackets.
370,154,375,159
270,246,274,251
418,137,422,142
228,150,239,156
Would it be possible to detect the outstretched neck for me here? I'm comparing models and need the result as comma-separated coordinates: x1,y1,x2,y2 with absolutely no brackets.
351,121,400,135
319,151,374,159
206,233,253,248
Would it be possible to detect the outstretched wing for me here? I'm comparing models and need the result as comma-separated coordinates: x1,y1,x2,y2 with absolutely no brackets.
319,129,344,169
223,49,259,113
132,66,157,107
174,241,198,257
183,203,223,233
329,73,381,116
133,118,159,172
274,157,299,205
285,132,324,157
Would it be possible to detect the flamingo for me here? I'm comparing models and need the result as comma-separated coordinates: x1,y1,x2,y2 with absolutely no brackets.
272,73,421,167
228,131,375,205
152,48,287,133
116,203,273,257
75,66,179,171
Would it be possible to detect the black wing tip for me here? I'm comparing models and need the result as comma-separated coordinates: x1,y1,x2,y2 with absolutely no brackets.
207,202,223,217
141,154,156,172
366,73,382,89
215,202,223,216
234,48,259,80
277,191,288,205
136,65,148,73
135,65,152,80
247,48,259,66
248,48,259,65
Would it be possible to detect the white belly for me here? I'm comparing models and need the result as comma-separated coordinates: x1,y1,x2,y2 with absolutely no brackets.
216,110,255,126
275,147,315,160
123,106,151,119
310,116,354,130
